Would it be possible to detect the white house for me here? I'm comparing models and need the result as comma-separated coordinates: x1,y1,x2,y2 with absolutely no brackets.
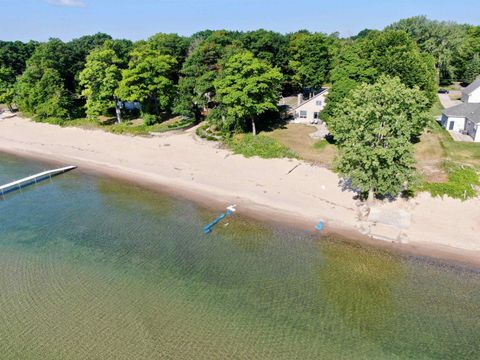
291,89,328,124
441,76,480,142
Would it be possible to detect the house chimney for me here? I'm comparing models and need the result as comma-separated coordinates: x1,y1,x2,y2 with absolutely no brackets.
297,93,303,106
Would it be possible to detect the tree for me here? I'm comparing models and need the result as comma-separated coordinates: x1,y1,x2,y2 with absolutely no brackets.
173,31,242,120
464,53,480,84
387,16,466,84
329,76,430,198
0,41,38,77
14,39,74,117
288,32,331,90
0,66,16,110
67,33,112,90
116,48,176,117
79,43,122,120
213,51,283,135
240,29,289,70
365,30,437,102
15,67,71,119
323,30,436,122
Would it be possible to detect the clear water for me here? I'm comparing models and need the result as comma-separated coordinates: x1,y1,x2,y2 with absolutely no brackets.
0,153,479,360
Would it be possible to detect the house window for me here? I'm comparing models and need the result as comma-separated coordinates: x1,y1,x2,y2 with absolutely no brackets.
300,111,307,119
449,121,455,130
314,112,319,119
316,100,322,106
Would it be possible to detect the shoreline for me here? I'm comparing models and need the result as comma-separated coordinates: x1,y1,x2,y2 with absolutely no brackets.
1,113,479,267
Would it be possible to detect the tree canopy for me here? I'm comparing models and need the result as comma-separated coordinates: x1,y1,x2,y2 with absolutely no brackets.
79,42,123,118
116,48,177,116
329,76,430,198
213,51,282,135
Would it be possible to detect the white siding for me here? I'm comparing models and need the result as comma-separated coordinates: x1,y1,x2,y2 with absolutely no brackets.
475,125,480,142
293,92,328,124
444,116,466,132
467,87,480,103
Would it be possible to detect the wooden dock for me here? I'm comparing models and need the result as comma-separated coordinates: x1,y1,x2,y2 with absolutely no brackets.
0,166,77,197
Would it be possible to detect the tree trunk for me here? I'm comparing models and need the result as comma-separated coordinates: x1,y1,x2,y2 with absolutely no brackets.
367,189,375,204
251,117,257,136
151,94,160,116
114,97,122,124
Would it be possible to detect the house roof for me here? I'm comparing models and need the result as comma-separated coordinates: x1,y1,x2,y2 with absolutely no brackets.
443,102,480,124
293,89,328,110
462,76,480,95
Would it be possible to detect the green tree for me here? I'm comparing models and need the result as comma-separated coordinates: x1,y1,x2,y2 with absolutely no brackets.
173,31,242,120
0,40,38,76
365,30,437,102
0,66,16,110
139,33,189,75
240,29,289,70
323,30,436,122
116,48,176,117
388,16,466,84
79,43,122,120
15,39,74,118
213,51,283,135
67,33,112,90
15,67,71,119
288,32,331,90
464,53,480,84
329,76,430,198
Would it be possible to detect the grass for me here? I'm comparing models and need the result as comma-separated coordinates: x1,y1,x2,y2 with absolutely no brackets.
420,162,479,200
226,133,298,159
263,124,337,166
29,115,194,136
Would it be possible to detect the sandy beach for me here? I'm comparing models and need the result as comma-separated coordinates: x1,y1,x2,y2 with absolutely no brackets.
1,112,479,263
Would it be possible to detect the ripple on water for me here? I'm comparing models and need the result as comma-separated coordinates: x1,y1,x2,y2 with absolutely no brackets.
1,154,480,359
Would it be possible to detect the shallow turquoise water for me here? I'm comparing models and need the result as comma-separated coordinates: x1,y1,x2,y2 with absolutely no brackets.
0,153,479,359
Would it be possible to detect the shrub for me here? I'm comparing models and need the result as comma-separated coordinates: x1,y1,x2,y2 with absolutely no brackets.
421,163,479,200
226,134,298,159
143,113,157,126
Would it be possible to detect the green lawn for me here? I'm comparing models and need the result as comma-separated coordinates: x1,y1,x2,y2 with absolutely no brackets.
226,133,298,159
263,124,337,167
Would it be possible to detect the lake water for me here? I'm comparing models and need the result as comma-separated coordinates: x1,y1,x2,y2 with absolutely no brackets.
1,153,479,359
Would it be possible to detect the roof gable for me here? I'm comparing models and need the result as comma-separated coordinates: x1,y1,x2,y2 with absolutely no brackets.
443,102,480,124
462,76,480,95
293,89,328,110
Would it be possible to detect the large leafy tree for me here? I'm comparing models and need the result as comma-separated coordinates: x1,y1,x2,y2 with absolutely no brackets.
329,76,430,198
15,67,71,119
387,16,466,84
240,29,289,70
138,33,189,76
116,48,176,116
323,30,436,122
288,32,331,90
15,39,74,117
365,30,437,102
213,51,283,135
0,40,38,76
0,66,16,110
464,53,480,84
174,31,241,120
79,42,123,120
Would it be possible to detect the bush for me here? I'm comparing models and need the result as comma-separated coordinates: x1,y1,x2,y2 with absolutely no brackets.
226,134,298,159
143,113,157,126
421,163,479,200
